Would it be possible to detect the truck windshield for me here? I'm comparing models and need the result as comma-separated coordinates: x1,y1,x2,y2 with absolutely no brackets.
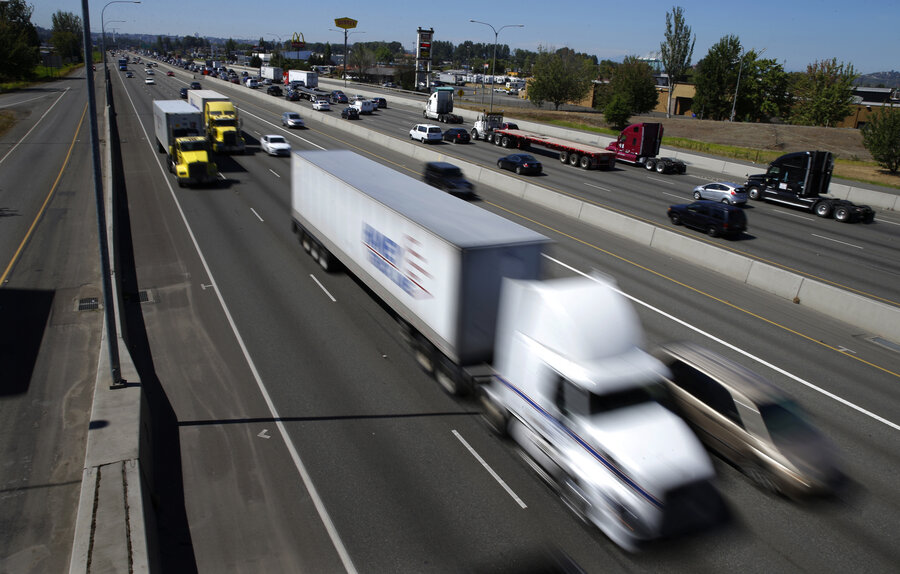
556,376,663,418
180,140,208,152
211,119,237,127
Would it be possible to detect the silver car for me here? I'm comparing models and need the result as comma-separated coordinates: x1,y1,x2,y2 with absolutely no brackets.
692,182,748,205
281,112,304,129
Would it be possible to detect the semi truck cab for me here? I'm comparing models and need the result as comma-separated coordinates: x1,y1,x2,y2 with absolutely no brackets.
169,137,217,187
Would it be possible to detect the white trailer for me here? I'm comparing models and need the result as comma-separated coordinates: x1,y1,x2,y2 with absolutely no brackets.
285,69,318,88
153,99,203,153
260,66,283,81
291,150,547,369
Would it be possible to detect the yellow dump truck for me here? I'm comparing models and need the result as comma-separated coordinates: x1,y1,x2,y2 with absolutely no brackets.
152,100,218,187
186,89,246,154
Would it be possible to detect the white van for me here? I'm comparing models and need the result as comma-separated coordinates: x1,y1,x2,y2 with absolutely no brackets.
351,99,375,114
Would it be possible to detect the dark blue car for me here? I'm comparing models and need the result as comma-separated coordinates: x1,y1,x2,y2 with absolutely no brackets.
497,153,542,175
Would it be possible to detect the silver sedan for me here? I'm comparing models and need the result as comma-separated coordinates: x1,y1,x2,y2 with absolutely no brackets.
692,182,748,205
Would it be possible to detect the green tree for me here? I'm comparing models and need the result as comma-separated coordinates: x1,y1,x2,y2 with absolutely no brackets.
527,46,596,110
604,93,632,130
659,6,695,118
736,58,792,122
324,42,333,65
50,11,82,63
791,58,858,127
375,44,393,65
0,0,40,81
692,35,742,120
861,105,900,173
607,56,658,114
349,44,375,80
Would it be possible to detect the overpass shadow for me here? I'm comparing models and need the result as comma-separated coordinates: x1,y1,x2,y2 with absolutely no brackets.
0,288,54,396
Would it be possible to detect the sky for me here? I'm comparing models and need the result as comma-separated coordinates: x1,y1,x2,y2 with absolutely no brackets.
33,0,899,74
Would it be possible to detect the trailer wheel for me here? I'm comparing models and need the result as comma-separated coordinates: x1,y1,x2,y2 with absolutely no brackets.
501,136,511,148
301,231,312,252
559,151,569,164
569,153,580,167
435,357,466,396
317,248,333,271
645,159,656,171
747,185,762,200
579,155,591,169
834,205,851,222
494,135,504,146
479,390,510,436
814,200,833,218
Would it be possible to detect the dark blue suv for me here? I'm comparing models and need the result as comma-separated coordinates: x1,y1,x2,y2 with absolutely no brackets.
667,200,747,238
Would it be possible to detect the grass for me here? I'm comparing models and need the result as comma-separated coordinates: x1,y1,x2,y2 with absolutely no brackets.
0,63,86,93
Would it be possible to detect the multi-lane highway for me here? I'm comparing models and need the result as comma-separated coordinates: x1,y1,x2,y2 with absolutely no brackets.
2,57,898,572
103,57,900,571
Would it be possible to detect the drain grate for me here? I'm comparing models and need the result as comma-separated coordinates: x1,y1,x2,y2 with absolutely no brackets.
138,290,155,303
77,297,100,311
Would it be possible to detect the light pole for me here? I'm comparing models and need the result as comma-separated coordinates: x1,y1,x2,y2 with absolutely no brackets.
469,20,523,114
731,47,766,122
105,20,124,51
329,29,365,87
100,1,140,74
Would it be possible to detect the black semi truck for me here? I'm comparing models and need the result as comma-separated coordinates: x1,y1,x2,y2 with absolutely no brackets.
744,151,875,223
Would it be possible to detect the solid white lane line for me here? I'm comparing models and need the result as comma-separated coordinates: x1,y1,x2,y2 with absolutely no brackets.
543,254,900,432
453,430,527,509
250,208,264,222
311,274,337,302
811,233,864,249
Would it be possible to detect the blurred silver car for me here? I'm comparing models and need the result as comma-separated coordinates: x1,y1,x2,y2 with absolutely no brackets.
692,182,748,205
655,342,845,498
281,112,304,129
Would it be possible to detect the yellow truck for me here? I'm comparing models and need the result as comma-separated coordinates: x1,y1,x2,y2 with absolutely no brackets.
186,89,246,154
153,100,218,187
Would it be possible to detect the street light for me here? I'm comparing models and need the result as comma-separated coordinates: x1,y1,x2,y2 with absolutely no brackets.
730,47,766,122
329,29,365,87
100,1,140,74
469,20,523,114
105,20,124,50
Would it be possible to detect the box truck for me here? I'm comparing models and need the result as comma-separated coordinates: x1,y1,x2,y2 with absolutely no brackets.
290,150,722,550
152,100,217,187
284,69,318,88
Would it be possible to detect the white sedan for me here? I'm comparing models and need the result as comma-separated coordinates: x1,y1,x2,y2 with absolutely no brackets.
259,134,291,156
312,99,330,111
144,77,155,85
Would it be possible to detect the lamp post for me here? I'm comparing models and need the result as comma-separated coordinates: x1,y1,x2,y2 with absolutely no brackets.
100,1,140,75
730,47,766,122
469,20,523,114
105,20,124,51
329,29,365,87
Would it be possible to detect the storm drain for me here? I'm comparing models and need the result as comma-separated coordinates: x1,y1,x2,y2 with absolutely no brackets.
138,289,155,303
77,297,100,311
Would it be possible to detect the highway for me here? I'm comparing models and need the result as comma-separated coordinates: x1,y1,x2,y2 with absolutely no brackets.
106,59,900,571
0,71,102,572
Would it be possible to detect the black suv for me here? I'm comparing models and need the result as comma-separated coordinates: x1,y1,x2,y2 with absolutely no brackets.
423,162,475,198
266,85,282,97
667,200,747,238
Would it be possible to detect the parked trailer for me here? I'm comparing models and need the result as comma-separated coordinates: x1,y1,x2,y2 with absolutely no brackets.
490,127,618,170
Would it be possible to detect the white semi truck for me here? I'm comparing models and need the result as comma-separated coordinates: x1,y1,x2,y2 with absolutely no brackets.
284,69,318,88
290,150,722,550
423,87,463,123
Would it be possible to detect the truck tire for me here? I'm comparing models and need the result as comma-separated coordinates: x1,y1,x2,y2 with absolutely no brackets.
559,151,569,164
435,357,466,396
494,136,504,146
471,128,479,140
656,161,666,173
486,133,494,144
814,200,833,218
645,159,656,171
834,205,851,222
579,155,591,169
479,390,510,436
747,185,762,200
569,153,580,167
501,136,510,147
301,231,312,253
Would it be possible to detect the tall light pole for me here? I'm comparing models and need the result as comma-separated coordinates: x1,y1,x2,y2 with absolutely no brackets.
100,0,140,75
330,28,365,87
731,47,766,122
105,20,124,51
469,20,523,114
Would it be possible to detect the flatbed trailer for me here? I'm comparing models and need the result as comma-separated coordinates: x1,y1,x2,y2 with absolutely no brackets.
490,128,617,170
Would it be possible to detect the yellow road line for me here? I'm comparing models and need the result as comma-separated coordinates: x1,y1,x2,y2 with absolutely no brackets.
1,103,88,285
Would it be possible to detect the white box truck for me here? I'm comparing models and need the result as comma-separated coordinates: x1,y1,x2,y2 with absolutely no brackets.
286,69,318,88
260,65,283,82
290,150,722,550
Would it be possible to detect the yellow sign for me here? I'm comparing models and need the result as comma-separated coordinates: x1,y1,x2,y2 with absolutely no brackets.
291,32,305,49
334,17,358,30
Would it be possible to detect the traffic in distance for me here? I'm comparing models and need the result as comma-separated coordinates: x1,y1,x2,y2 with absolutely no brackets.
120,49,885,557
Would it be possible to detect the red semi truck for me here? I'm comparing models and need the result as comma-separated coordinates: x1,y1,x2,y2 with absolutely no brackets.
606,123,686,174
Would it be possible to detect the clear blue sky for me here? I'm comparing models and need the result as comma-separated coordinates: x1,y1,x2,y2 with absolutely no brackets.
34,0,899,74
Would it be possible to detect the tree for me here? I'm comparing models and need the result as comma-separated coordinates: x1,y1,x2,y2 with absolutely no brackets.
604,94,632,130
791,58,858,127
0,0,40,81
861,105,900,173
692,35,742,121
348,44,375,80
50,11,82,63
375,44,393,65
527,46,596,110
606,56,658,115
659,6,695,118
736,58,792,122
